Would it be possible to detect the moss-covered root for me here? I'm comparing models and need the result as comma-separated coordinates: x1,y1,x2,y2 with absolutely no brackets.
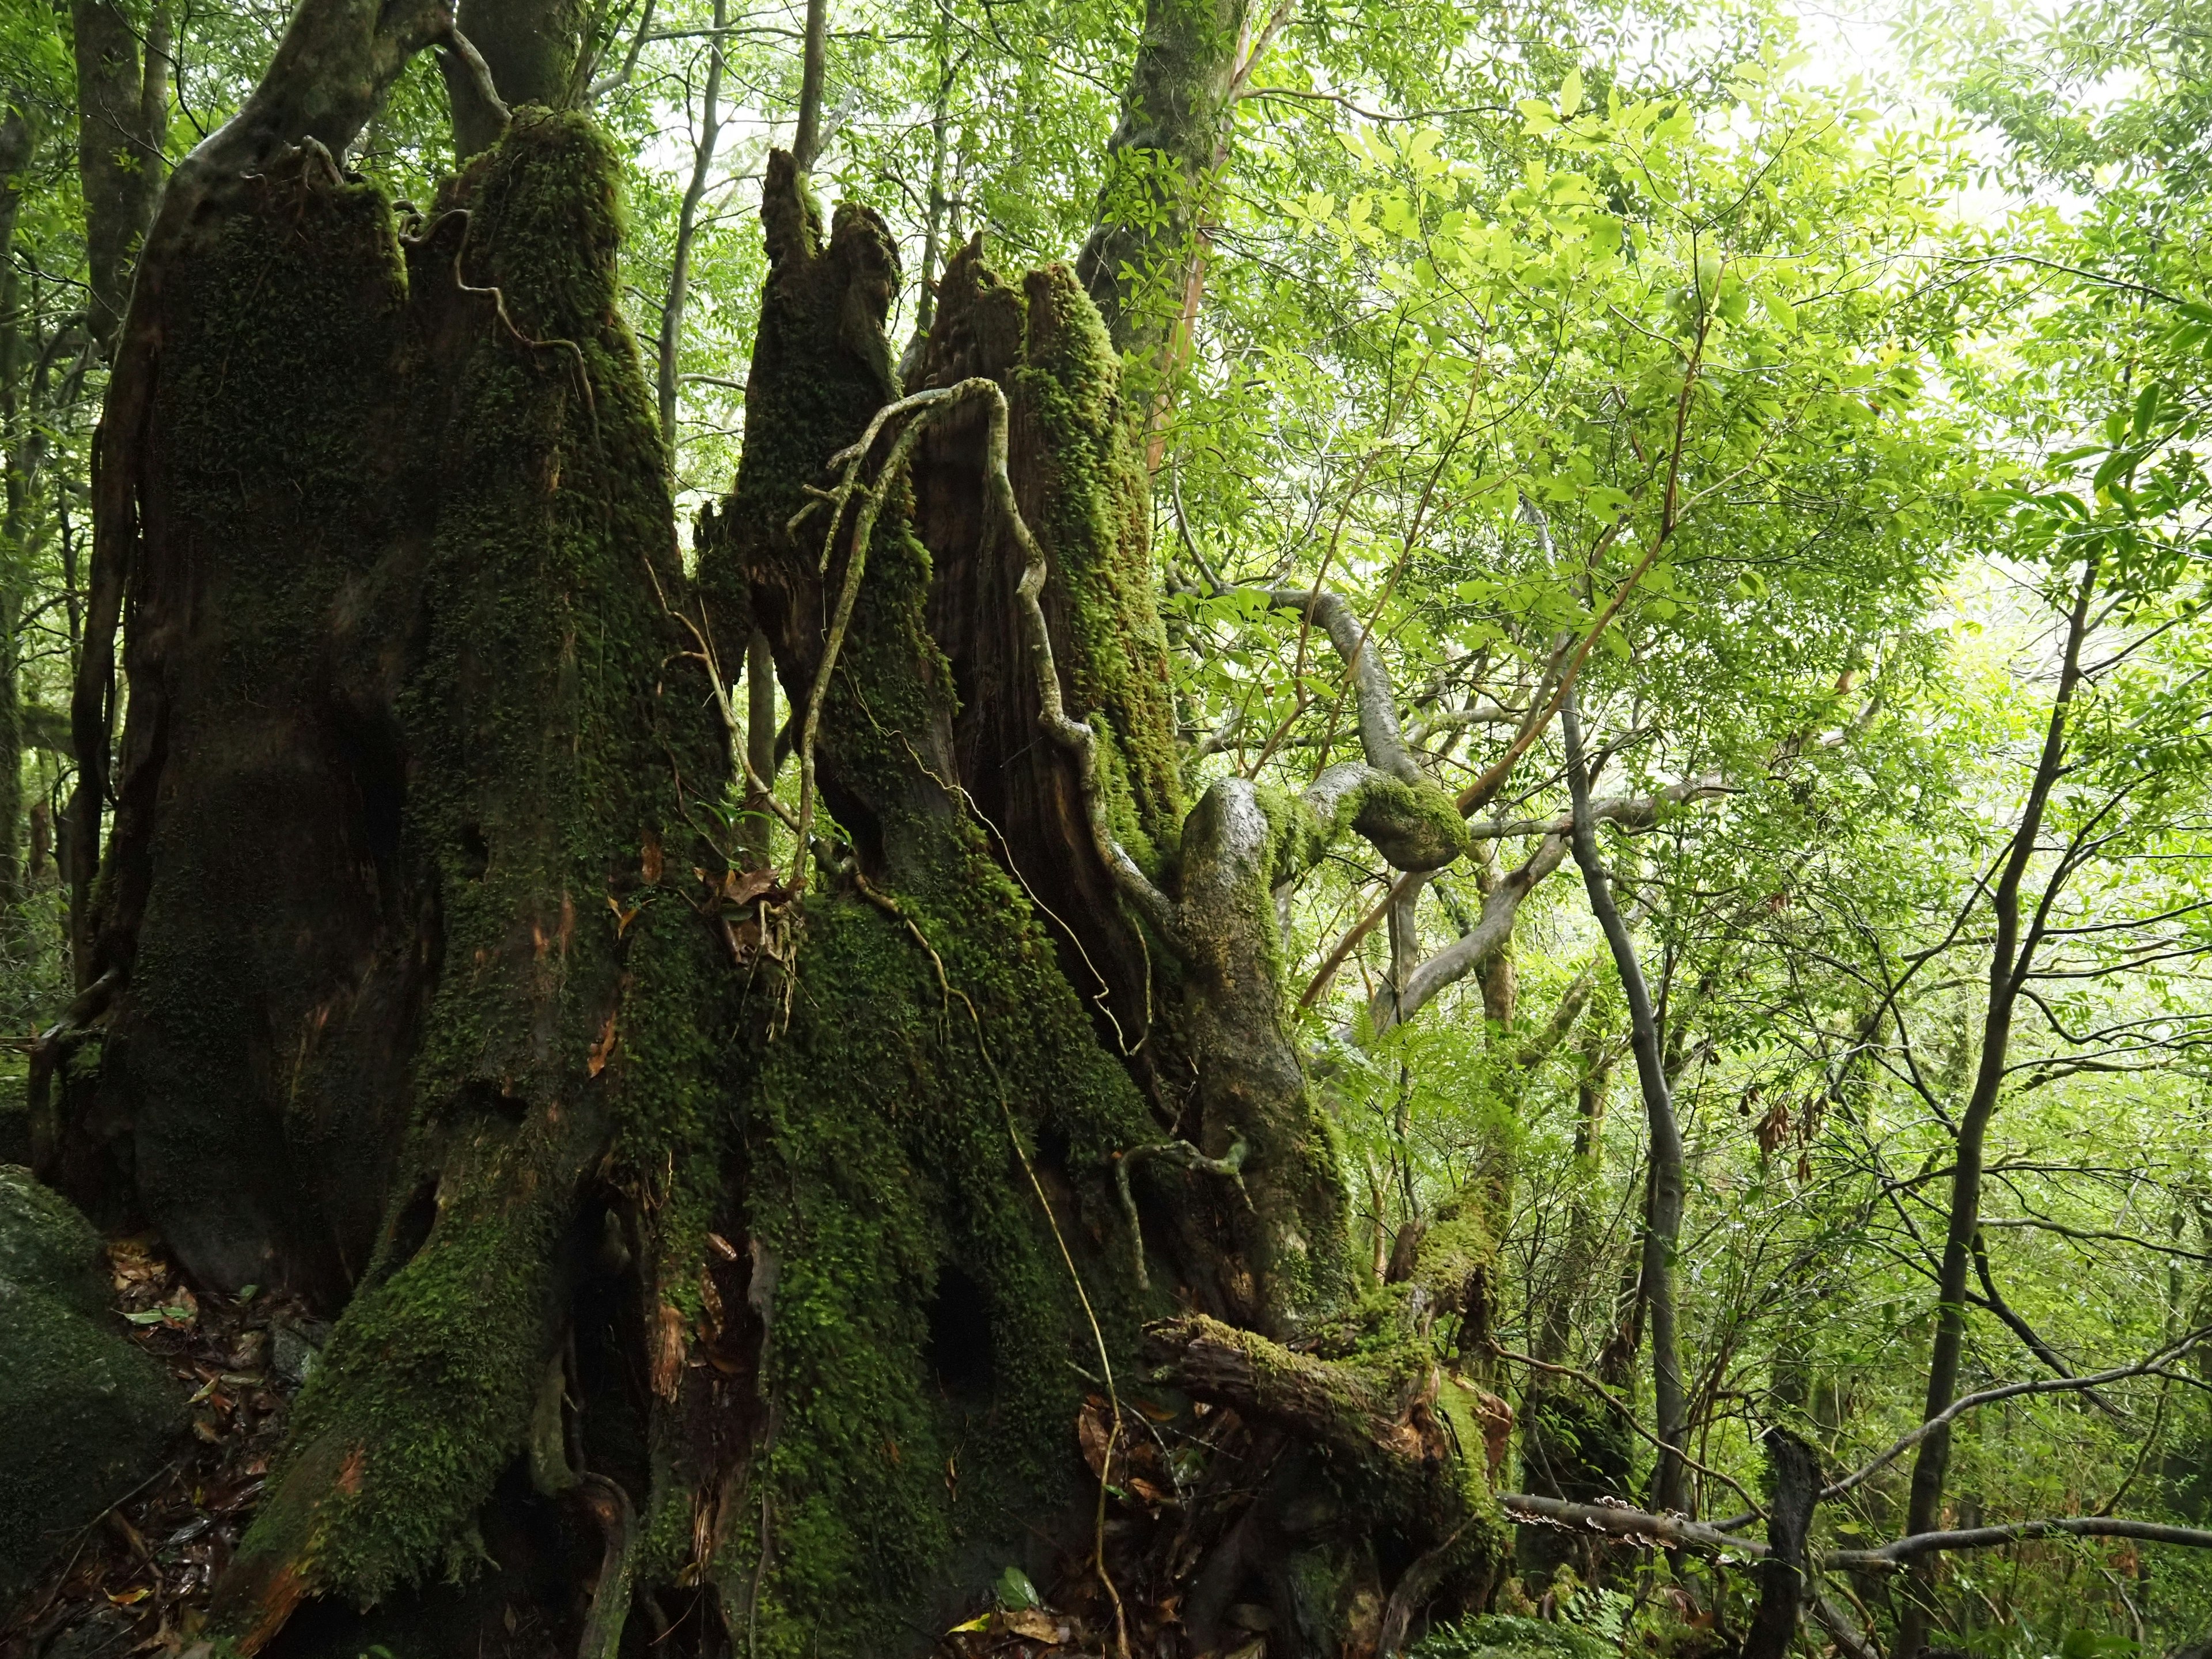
1143,1312,1506,1635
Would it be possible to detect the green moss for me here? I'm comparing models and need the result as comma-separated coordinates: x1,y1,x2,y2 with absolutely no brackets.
227,112,733,1612
101,148,419,1294
720,554,1157,1654
0,1179,185,1603
1010,264,1184,873
699,179,1159,1654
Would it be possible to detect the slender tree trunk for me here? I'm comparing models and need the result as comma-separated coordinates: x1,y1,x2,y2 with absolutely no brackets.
1564,687,1687,1514
656,0,726,448
0,105,31,913
72,0,168,354
1896,555,2099,1657
791,0,830,169
1743,1429,1820,1659
1075,0,1252,360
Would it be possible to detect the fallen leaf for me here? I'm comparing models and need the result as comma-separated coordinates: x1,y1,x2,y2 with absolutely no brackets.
608,895,639,937
948,1615,991,1634
1076,1396,1118,1480
588,1012,619,1078
1002,1608,1069,1643
704,1232,739,1261
724,867,777,906
107,1586,150,1606
641,832,663,883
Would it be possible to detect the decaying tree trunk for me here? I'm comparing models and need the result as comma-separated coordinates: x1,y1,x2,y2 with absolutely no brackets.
37,2,1517,1652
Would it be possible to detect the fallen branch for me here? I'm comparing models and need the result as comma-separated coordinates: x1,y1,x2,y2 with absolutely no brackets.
1499,1494,1766,1557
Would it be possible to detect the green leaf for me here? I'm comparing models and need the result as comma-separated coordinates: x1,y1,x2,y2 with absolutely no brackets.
2133,381,2162,441
996,1566,1042,1611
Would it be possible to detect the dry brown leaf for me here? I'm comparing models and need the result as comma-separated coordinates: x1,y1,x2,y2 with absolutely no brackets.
1076,1395,1116,1480
608,895,639,937
588,1013,619,1078
1001,1609,1069,1644
724,867,777,907
641,831,664,883
652,1302,685,1400
704,1232,739,1261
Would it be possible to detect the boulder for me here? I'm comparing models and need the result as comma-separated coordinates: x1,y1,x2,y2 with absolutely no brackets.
0,1165,185,1611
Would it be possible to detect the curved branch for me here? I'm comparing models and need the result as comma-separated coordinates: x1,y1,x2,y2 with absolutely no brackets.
1259,586,1418,782
1821,1324,2212,1502
1831,1516,2212,1569
1471,774,1731,840
1366,834,1569,1038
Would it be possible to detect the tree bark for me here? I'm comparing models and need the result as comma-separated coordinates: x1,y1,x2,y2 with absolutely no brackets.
1742,1429,1819,1659
1563,688,1687,1514
72,0,169,354
441,0,590,155
791,0,830,170
1075,0,1251,361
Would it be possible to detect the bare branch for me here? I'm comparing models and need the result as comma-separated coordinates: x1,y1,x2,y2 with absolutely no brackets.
1823,1324,2212,1502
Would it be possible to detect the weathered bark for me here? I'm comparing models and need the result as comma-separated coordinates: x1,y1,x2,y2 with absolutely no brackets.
72,0,169,353
441,0,590,155
66,0,487,985
1564,689,1687,1514
58,72,732,1648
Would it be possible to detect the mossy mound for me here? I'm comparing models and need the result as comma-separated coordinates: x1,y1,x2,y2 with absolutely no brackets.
0,1167,185,1605
0,1163,108,1316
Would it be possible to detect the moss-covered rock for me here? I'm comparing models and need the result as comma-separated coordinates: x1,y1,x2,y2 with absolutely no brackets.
0,1163,108,1316
0,1166,185,1605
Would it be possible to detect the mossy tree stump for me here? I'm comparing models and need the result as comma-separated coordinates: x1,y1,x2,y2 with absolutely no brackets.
40,4,1512,1653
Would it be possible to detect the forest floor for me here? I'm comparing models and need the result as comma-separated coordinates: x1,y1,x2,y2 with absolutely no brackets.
1,1236,315,1657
